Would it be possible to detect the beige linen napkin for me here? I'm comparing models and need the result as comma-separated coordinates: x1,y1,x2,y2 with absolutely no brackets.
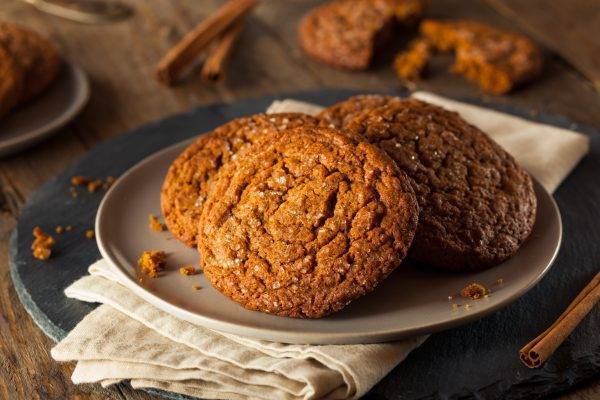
51,92,589,400
54,262,426,400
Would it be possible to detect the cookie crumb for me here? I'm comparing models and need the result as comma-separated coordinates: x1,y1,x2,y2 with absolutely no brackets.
138,250,166,278
149,214,167,232
71,176,90,186
193,285,202,291
460,282,489,300
179,266,198,276
84,230,95,239
72,175,115,193
55,225,65,234
87,179,103,193
32,227,54,261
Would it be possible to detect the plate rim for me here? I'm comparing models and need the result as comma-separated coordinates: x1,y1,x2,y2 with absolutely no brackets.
96,138,563,344
0,60,90,157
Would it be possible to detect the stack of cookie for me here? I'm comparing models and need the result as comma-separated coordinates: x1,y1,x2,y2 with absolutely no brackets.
161,95,536,318
0,22,62,120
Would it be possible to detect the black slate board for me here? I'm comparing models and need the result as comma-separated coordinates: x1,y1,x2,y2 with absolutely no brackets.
9,89,600,400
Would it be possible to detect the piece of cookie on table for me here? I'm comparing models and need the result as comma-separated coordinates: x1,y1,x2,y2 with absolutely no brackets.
299,0,424,70
394,19,544,93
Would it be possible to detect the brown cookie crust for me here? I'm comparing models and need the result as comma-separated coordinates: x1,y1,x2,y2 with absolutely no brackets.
0,44,22,119
0,22,62,106
299,0,423,70
318,94,396,129
198,126,419,318
420,19,543,94
346,98,537,270
161,113,318,247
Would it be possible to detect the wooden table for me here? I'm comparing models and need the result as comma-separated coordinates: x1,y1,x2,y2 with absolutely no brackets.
0,0,598,398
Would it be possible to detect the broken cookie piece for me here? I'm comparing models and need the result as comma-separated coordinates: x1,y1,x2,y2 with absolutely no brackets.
31,226,54,261
138,250,167,278
420,19,543,94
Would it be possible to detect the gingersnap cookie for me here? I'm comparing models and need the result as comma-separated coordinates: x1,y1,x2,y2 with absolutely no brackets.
346,98,537,270
299,0,424,70
0,22,62,106
0,44,23,119
161,113,319,247
198,126,418,318
318,94,396,129
420,19,543,94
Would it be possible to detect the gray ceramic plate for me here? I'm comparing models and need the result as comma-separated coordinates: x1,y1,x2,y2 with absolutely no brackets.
96,139,562,345
0,61,90,157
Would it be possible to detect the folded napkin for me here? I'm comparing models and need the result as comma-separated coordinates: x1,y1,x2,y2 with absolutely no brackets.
51,92,589,400
53,260,427,400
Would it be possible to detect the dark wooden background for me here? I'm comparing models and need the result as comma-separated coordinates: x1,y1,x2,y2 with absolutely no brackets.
0,0,599,398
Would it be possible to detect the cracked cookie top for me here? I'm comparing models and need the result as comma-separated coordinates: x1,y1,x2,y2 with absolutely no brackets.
318,94,396,129
346,98,537,270
198,126,418,318
161,113,318,247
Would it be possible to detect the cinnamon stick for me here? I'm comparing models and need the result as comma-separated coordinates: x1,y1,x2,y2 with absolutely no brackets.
201,18,244,82
156,0,258,85
519,272,600,368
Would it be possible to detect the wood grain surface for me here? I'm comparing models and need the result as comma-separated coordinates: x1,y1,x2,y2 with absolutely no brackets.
0,0,599,399
486,0,600,92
